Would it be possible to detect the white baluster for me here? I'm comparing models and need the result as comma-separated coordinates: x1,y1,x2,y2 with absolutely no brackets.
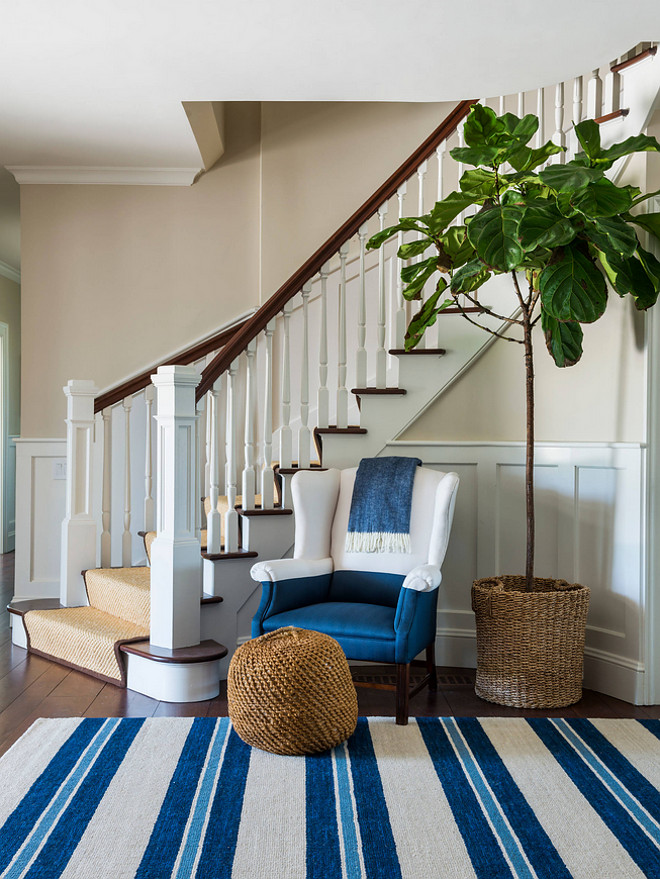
604,61,621,116
150,365,202,649
456,127,466,221
569,75,584,159
242,339,257,509
376,205,389,386
416,160,429,350
356,225,368,389
298,282,312,468
536,88,545,150
143,385,155,533
337,241,350,427
317,262,330,429
224,359,239,552
122,395,132,567
60,380,99,606
587,67,603,120
395,184,407,348
498,95,505,116
435,140,446,203
195,393,205,543
517,91,524,117
436,142,447,349
280,300,293,467
261,320,276,509
206,377,221,554
101,406,112,567
552,82,566,163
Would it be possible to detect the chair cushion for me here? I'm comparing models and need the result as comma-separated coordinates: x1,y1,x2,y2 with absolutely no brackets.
262,602,397,663
327,570,404,608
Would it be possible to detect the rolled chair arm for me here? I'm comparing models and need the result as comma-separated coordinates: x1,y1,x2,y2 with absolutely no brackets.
250,558,334,637
402,564,442,593
250,557,334,583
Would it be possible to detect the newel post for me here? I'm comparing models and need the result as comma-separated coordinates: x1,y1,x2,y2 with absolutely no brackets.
150,365,202,650
60,380,99,606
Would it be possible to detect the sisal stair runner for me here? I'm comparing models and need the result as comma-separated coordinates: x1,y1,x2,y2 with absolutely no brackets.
23,567,151,686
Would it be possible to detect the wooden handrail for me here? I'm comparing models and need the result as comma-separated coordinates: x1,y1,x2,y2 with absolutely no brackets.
196,99,478,400
94,316,250,413
611,46,657,74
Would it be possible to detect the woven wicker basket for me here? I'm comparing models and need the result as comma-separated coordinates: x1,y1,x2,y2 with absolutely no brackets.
472,575,590,708
228,627,358,755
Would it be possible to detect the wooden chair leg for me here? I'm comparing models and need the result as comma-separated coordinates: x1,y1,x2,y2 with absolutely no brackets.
396,663,410,725
426,643,438,692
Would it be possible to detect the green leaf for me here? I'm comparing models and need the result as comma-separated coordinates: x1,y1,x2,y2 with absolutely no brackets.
606,252,659,309
539,162,603,191
463,103,505,147
574,119,601,161
402,260,438,300
428,191,478,233
627,211,660,242
631,187,660,207
570,178,634,218
450,258,491,293
397,239,433,259
440,226,475,268
400,257,438,284
500,113,539,145
541,310,584,367
467,204,525,271
404,282,450,350
459,168,498,200
450,145,501,167
596,133,660,164
508,141,564,172
583,217,638,258
638,245,660,297
539,246,608,323
519,204,577,251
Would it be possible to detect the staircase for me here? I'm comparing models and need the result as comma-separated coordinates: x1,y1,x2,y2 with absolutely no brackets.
10,44,660,702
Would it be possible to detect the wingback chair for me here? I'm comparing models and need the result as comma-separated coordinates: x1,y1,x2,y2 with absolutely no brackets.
250,465,459,724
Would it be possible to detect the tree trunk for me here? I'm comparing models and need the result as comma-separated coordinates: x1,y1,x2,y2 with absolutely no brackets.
523,314,535,590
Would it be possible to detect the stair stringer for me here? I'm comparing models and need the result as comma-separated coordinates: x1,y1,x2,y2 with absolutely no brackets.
318,273,519,467
201,513,295,676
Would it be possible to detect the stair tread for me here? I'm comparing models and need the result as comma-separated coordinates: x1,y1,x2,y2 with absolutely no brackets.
314,425,367,434
120,639,228,664
201,549,259,561
276,467,328,475
351,387,407,395
84,566,150,630
8,598,63,616
239,508,293,517
388,348,447,355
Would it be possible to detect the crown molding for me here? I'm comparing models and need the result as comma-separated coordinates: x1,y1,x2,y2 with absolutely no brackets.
6,166,201,186
0,260,20,284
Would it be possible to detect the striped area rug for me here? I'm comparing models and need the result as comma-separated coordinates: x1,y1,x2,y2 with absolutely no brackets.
1,717,660,878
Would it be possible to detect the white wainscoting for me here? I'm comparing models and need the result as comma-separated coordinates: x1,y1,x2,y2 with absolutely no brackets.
14,438,67,600
387,441,646,704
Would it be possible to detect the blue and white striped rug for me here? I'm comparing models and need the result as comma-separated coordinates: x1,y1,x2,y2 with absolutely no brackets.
1,716,660,878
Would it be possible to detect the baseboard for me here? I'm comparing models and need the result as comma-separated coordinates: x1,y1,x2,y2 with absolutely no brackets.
583,647,646,705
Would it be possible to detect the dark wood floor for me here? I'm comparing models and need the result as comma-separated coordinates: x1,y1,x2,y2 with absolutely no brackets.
1,551,658,758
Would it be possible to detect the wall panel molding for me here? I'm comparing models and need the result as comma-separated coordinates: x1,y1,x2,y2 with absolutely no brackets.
388,440,646,704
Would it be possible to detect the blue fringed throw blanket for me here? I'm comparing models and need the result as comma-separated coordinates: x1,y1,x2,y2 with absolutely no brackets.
345,456,421,553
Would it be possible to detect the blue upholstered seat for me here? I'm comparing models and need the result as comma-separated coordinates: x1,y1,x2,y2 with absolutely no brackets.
250,464,459,724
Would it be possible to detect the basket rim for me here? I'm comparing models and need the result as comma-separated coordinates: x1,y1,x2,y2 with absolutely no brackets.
472,575,589,596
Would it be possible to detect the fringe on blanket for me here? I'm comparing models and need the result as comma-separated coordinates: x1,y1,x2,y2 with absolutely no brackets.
345,531,412,554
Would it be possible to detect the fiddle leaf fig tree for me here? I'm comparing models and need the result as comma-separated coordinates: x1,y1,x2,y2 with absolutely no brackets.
368,104,660,589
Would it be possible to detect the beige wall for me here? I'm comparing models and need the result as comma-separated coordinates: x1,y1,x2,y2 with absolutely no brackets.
0,274,20,436
20,103,262,437
20,101,457,437
259,101,454,295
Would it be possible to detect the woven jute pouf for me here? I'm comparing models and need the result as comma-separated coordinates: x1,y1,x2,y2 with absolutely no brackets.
228,627,358,755
472,575,590,709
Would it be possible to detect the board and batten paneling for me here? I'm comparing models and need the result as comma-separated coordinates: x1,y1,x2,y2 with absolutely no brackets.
387,441,646,704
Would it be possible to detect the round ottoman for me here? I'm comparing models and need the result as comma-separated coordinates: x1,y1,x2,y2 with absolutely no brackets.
228,626,358,755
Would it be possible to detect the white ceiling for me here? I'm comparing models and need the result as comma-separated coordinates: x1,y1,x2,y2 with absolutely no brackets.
1,0,659,175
